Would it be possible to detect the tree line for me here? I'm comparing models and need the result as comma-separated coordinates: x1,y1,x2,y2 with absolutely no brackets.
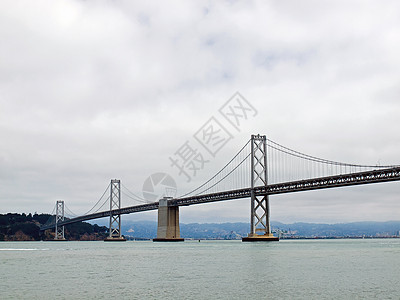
0,213,109,241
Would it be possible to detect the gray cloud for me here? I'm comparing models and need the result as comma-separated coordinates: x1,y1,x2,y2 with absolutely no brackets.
1,0,400,224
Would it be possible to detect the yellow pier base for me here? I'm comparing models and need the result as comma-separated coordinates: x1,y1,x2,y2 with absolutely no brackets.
104,237,126,242
242,233,279,242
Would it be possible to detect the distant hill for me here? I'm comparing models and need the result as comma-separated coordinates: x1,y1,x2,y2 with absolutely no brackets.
120,221,249,240
0,213,108,241
273,221,400,238
2,213,400,241
119,220,400,240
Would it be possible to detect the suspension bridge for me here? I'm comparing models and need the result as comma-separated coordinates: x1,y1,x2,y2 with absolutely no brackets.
40,134,400,242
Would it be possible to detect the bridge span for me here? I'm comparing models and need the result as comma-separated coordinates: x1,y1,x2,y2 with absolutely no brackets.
41,135,400,242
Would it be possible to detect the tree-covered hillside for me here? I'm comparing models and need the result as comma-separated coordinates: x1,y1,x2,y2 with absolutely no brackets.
0,213,109,241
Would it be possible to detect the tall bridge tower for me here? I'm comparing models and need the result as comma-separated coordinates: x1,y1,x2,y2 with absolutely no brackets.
243,134,279,241
104,179,126,241
54,200,66,240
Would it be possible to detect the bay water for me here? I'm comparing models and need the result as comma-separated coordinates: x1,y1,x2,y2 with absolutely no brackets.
1,239,399,299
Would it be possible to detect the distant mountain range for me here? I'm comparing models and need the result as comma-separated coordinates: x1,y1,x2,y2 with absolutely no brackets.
272,221,400,238
2,213,400,241
110,220,400,240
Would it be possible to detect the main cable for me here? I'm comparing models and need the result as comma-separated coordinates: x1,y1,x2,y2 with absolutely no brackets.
83,182,111,215
266,138,397,168
177,139,250,198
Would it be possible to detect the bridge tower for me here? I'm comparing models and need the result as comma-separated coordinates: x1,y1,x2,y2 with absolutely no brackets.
243,134,279,241
54,200,66,240
104,179,126,241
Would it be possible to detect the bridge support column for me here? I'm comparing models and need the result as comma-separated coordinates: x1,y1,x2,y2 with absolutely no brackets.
153,197,184,242
104,179,126,242
54,200,66,241
243,134,279,242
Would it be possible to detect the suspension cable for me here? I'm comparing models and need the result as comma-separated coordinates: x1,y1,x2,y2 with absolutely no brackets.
43,204,57,226
83,182,111,215
266,138,397,168
64,204,77,218
121,183,146,202
193,153,251,196
92,196,110,213
177,139,250,198
121,190,151,204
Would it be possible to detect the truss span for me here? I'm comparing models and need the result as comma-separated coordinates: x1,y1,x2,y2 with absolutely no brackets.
40,202,159,230
41,156,400,230
172,167,400,206
41,166,400,231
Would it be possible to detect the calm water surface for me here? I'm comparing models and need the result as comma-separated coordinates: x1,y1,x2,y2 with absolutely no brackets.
1,239,399,299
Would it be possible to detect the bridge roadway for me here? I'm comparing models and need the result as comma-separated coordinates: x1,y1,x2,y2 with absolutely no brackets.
40,166,400,230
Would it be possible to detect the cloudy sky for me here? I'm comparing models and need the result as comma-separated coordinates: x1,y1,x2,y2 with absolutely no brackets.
1,0,399,224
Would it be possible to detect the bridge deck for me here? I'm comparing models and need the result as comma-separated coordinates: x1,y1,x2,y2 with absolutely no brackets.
40,167,400,230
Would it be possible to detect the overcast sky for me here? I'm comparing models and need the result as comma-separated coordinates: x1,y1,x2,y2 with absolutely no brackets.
1,0,400,224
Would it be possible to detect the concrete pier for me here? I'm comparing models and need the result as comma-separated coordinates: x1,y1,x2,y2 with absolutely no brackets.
242,233,279,242
104,237,126,241
153,198,184,242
